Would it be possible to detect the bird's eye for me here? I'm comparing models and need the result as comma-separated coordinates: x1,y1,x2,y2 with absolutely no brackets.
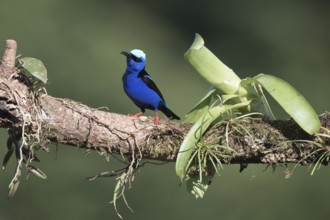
132,56,142,63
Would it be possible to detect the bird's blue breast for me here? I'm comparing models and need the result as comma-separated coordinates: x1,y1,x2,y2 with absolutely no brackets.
122,71,164,111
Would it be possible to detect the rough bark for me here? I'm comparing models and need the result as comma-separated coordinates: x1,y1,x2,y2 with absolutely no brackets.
0,39,329,166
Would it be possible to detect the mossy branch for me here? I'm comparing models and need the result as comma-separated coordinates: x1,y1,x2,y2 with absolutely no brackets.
0,39,329,167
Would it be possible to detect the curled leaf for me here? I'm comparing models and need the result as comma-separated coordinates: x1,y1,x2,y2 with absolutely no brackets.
184,34,243,95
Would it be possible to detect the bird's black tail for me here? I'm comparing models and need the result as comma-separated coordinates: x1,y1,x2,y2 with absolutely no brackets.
160,106,180,120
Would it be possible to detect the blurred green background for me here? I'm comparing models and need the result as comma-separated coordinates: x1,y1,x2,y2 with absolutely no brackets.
1,0,330,219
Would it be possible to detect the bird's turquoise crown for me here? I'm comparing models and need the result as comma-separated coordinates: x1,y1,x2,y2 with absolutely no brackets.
130,49,146,60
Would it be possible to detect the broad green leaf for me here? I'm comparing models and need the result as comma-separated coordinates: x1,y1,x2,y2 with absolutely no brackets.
18,57,48,84
184,88,216,123
254,74,320,134
176,101,250,180
184,34,244,95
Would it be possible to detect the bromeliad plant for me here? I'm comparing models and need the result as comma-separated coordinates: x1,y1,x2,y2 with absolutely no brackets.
176,34,321,198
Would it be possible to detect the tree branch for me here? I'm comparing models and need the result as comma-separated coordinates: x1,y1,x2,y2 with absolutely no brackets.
0,40,329,167
0,39,17,78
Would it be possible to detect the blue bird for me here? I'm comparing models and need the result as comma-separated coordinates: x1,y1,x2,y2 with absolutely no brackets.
121,49,180,124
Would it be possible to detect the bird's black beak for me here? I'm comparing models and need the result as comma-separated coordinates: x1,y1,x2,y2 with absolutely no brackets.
121,51,131,58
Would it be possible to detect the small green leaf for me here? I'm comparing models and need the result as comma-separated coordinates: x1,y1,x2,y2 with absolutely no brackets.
254,74,320,134
176,101,250,180
184,88,217,123
186,176,209,199
18,57,48,84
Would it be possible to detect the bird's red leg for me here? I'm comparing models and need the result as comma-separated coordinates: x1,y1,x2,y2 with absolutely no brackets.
128,112,144,117
154,112,160,124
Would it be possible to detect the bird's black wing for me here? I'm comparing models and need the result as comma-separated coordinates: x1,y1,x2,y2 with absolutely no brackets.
138,69,165,102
